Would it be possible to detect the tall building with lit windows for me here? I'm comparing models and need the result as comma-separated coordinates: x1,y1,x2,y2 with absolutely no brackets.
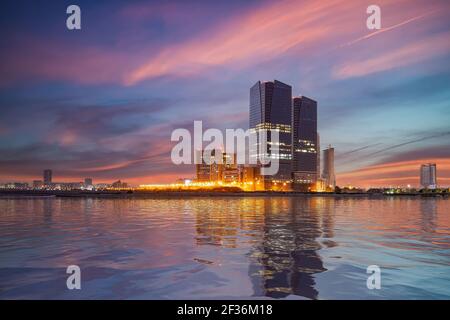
250,80,292,189
292,96,318,190
420,163,437,189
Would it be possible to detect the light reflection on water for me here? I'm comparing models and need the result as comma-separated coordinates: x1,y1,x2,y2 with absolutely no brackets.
0,196,449,299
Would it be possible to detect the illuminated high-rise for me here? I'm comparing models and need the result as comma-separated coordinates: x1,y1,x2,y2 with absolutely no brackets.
250,80,292,189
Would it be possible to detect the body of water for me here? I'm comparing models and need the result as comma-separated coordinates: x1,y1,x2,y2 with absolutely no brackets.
0,196,449,299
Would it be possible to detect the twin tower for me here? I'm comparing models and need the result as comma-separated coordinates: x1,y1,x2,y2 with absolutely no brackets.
250,80,331,191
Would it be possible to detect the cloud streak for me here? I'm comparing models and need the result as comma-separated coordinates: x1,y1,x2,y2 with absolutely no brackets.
339,158,450,187
124,0,359,85
365,132,450,157
339,10,435,48
333,31,450,79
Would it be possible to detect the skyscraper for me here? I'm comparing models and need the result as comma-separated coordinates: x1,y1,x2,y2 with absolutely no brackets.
420,163,437,189
292,96,318,188
322,146,336,189
43,169,52,185
250,80,292,189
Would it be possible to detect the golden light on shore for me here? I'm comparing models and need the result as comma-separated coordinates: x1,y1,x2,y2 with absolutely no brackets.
138,180,256,191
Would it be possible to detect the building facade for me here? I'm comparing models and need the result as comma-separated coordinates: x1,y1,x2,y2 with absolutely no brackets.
222,153,239,183
292,96,318,190
322,146,336,190
195,150,211,182
43,169,52,185
250,80,292,189
239,165,264,191
195,150,239,184
420,163,437,189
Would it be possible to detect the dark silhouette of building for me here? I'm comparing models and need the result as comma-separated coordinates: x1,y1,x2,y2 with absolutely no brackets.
43,169,52,185
292,96,318,190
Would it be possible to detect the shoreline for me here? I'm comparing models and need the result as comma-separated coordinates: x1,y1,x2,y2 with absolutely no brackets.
0,190,447,199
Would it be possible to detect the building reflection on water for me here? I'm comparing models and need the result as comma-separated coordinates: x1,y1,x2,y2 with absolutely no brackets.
420,199,437,234
194,197,335,299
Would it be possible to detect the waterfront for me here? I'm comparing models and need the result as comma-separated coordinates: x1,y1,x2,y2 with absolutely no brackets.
0,197,449,299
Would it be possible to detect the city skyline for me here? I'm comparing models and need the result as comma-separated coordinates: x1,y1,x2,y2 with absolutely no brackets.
1,0,450,188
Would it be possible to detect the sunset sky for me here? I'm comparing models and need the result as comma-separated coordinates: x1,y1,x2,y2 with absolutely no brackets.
0,0,449,187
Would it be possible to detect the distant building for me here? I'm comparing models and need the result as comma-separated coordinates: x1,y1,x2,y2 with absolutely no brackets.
322,146,336,189
209,150,223,182
292,96,318,190
195,149,219,182
33,180,44,189
239,166,264,191
111,180,128,189
420,163,437,189
195,150,239,184
95,183,110,189
195,150,211,182
43,169,52,185
222,153,239,183
176,178,192,185
250,80,293,189
84,178,93,190
315,177,327,192
54,182,83,190
1,182,29,190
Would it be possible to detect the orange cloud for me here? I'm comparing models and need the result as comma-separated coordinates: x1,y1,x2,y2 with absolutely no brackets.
338,158,450,188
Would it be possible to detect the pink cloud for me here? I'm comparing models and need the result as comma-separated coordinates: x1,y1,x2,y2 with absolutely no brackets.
1,0,447,86
333,30,450,79
339,10,435,48
338,158,450,188
0,36,132,86
124,0,359,85
125,0,448,85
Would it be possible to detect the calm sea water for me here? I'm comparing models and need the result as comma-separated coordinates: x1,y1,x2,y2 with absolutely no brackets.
0,196,449,299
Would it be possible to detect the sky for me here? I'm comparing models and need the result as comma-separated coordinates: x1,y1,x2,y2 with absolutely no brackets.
0,0,449,188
